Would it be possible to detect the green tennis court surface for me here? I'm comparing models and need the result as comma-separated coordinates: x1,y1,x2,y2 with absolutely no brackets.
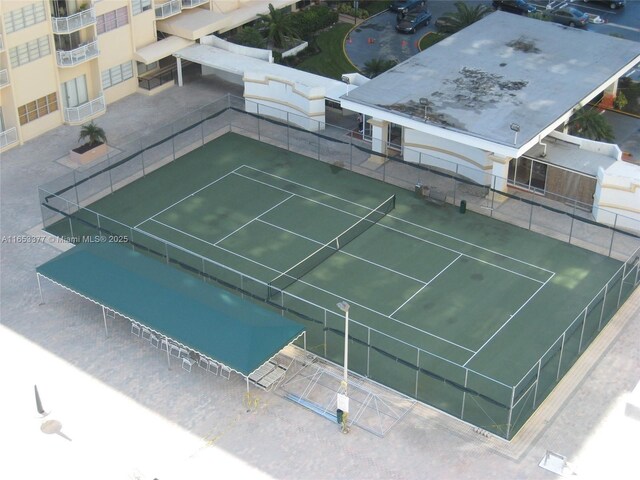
44,132,634,439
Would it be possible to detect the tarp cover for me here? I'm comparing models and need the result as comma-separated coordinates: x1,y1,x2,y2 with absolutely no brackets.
37,242,304,376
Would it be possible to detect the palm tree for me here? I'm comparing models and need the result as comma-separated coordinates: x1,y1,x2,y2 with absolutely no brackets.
258,3,299,49
78,121,107,147
363,58,397,78
437,1,492,34
568,108,615,143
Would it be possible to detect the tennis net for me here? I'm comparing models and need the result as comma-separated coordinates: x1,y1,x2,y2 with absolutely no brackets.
268,194,396,298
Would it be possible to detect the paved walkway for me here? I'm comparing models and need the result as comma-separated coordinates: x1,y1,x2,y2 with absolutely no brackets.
1,77,639,480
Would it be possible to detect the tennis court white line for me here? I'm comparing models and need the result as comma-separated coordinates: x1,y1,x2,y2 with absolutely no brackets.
214,195,294,246
237,165,554,282
386,214,555,276
134,167,244,229
389,255,463,317
232,171,367,221
291,274,476,354
141,216,475,355
379,222,548,284
462,272,556,367
141,218,285,276
256,218,429,285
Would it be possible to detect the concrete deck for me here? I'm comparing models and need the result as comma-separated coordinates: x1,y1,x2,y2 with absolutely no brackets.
1,76,639,480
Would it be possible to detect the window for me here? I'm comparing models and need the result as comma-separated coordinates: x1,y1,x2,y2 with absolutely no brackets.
102,61,134,89
18,93,58,125
96,7,129,34
4,2,46,33
62,75,88,108
131,0,152,15
9,36,51,68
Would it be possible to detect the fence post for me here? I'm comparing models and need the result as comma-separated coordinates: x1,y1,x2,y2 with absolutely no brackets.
608,215,618,257
453,164,459,205
367,327,371,377
490,175,496,217
568,201,576,244
171,124,176,161
257,104,261,141
96,213,102,235
108,156,114,193
506,386,516,439
349,133,353,170
286,112,290,151
578,308,587,353
556,332,566,381
617,262,627,308
73,170,80,207
415,349,419,398
528,192,534,231
324,310,327,358
532,358,542,406
141,139,146,177
461,369,469,419
598,283,608,331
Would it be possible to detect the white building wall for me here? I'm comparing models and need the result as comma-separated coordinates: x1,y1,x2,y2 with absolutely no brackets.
403,128,493,185
594,162,640,232
243,72,325,131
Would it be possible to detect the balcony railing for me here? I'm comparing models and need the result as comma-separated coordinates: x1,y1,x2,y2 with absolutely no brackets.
0,127,18,149
64,93,106,124
155,0,182,19
182,0,208,9
0,69,9,88
52,7,97,34
56,40,99,67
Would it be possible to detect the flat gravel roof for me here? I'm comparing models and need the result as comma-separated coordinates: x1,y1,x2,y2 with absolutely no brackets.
344,12,640,149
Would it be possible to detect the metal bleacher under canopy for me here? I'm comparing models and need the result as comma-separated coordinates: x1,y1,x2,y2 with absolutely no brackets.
36,242,305,378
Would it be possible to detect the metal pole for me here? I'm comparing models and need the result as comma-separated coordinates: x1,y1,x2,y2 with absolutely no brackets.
568,202,576,243
344,308,349,390
532,358,542,406
367,327,370,377
461,369,468,419
617,262,627,308
598,284,608,331
37,273,44,304
414,349,419,398
556,332,566,381
578,308,587,353
102,305,109,337
166,335,171,370
257,104,261,141
528,193,534,231
608,215,618,257
286,112,290,151
323,312,327,357
303,331,307,353
506,386,516,439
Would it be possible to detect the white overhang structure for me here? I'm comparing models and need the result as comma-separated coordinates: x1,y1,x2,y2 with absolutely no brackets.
134,36,195,64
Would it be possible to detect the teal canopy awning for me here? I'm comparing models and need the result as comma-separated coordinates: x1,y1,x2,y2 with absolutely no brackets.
36,242,304,377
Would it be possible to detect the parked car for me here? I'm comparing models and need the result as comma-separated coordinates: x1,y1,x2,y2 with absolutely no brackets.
546,6,589,28
389,0,425,14
581,0,625,9
492,0,537,15
396,7,432,33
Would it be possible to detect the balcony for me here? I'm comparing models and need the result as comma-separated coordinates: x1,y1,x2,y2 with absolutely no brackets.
155,0,182,19
56,40,99,68
51,7,97,34
63,93,106,124
0,69,9,88
0,127,18,149
181,0,208,9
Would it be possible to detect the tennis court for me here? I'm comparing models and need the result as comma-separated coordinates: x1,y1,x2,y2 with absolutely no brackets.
42,131,638,439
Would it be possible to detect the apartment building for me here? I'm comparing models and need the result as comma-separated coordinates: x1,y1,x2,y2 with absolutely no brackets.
0,0,298,153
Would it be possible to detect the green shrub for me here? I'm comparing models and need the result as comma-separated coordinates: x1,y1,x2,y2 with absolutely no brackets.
291,5,339,40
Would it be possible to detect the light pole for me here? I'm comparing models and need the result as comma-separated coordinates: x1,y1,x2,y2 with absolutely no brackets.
337,301,350,433
419,97,429,119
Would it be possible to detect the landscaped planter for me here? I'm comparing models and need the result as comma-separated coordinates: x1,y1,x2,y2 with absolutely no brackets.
70,142,108,164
